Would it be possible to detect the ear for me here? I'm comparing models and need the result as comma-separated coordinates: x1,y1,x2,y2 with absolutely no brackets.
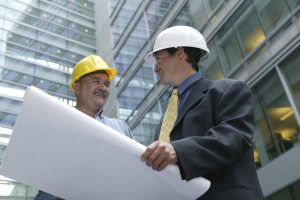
73,82,80,95
177,47,186,60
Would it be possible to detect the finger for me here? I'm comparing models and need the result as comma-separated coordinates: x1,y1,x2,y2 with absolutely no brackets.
141,142,158,161
157,159,170,171
156,143,178,171
152,154,165,171
145,146,161,167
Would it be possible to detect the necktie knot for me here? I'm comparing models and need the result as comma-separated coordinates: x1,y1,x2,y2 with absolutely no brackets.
172,88,178,96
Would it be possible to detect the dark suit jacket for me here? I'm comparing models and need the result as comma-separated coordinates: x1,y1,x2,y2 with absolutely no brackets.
34,191,63,200
155,77,264,200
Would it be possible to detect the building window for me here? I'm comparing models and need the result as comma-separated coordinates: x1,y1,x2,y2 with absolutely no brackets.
201,42,224,80
117,62,156,121
254,0,290,34
111,0,143,46
0,112,17,127
252,70,300,166
266,180,300,200
236,6,265,54
171,0,223,29
280,47,300,114
216,25,243,73
132,103,161,145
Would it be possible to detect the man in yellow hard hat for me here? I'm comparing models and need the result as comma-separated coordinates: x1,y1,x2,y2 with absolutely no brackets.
34,55,133,200
141,26,264,199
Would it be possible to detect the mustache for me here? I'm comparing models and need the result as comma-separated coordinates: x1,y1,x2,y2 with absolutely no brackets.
93,88,108,98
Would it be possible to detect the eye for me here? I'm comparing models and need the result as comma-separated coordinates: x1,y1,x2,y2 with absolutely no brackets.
104,81,110,88
92,79,101,84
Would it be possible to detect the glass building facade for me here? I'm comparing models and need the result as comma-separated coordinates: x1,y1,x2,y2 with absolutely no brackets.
1,0,300,199
0,0,95,199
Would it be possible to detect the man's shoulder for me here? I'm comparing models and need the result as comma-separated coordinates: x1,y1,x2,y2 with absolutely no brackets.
209,78,248,90
102,115,125,124
196,78,249,96
213,78,242,85
101,115,133,138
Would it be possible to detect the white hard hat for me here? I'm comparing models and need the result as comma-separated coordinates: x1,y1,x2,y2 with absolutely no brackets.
146,26,209,61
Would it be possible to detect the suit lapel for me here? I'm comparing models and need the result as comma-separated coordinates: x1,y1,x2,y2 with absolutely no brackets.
154,77,211,141
173,77,211,129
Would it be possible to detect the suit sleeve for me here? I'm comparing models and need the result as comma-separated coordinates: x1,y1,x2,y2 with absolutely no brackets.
34,191,63,200
171,81,254,181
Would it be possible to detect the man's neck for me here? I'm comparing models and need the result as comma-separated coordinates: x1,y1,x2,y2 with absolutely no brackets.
174,68,197,87
76,105,101,118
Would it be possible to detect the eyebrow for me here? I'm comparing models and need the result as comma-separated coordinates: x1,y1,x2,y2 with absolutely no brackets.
91,77,110,84
91,76,108,80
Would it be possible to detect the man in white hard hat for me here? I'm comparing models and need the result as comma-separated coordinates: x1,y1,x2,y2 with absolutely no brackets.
141,26,264,200
34,55,133,200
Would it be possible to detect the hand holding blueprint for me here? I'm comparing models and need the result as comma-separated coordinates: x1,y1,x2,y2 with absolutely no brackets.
0,86,210,200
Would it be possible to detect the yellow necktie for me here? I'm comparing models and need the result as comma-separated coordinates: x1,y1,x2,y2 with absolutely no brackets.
159,88,178,142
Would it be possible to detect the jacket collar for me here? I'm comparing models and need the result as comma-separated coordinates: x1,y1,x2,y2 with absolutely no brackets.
173,77,211,129
154,77,211,141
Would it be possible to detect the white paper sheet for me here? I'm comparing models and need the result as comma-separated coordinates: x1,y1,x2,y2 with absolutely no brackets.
0,86,210,200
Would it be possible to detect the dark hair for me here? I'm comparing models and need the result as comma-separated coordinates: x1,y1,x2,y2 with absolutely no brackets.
163,47,203,72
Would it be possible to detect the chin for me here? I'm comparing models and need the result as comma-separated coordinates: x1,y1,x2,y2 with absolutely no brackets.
94,99,105,107
160,79,170,86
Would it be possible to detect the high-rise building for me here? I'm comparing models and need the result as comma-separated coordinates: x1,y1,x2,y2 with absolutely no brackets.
0,0,96,198
1,0,300,199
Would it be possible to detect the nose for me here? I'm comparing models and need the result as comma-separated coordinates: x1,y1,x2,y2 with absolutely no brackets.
153,64,159,73
94,83,108,93
95,85,109,94
99,83,109,90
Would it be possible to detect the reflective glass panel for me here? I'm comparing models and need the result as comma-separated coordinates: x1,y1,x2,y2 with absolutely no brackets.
216,26,243,73
286,0,300,8
111,0,142,46
266,180,300,200
118,62,156,121
254,0,289,34
0,97,22,114
172,0,222,29
114,16,147,80
280,47,300,113
201,43,224,79
0,112,17,127
132,103,161,145
236,6,265,54
145,0,175,35
253,70,300,166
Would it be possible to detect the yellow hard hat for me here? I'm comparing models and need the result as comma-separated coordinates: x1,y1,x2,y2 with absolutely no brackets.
70,55,117,92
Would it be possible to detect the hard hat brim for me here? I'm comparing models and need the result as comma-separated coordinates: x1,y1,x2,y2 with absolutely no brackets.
144,46,209,64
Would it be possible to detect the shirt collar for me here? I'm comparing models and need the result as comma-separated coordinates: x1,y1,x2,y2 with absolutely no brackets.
178,73,202,96
95,109,104,119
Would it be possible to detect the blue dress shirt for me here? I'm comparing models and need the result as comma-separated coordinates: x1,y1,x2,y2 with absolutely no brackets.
95,110,133,139
34,110,133,200
177,73,202,110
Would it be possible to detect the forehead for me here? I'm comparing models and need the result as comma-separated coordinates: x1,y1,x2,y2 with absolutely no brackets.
82,72,109,81
153,49,169,57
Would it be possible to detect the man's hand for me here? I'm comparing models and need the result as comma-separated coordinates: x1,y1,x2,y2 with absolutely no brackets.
141,141,178,171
